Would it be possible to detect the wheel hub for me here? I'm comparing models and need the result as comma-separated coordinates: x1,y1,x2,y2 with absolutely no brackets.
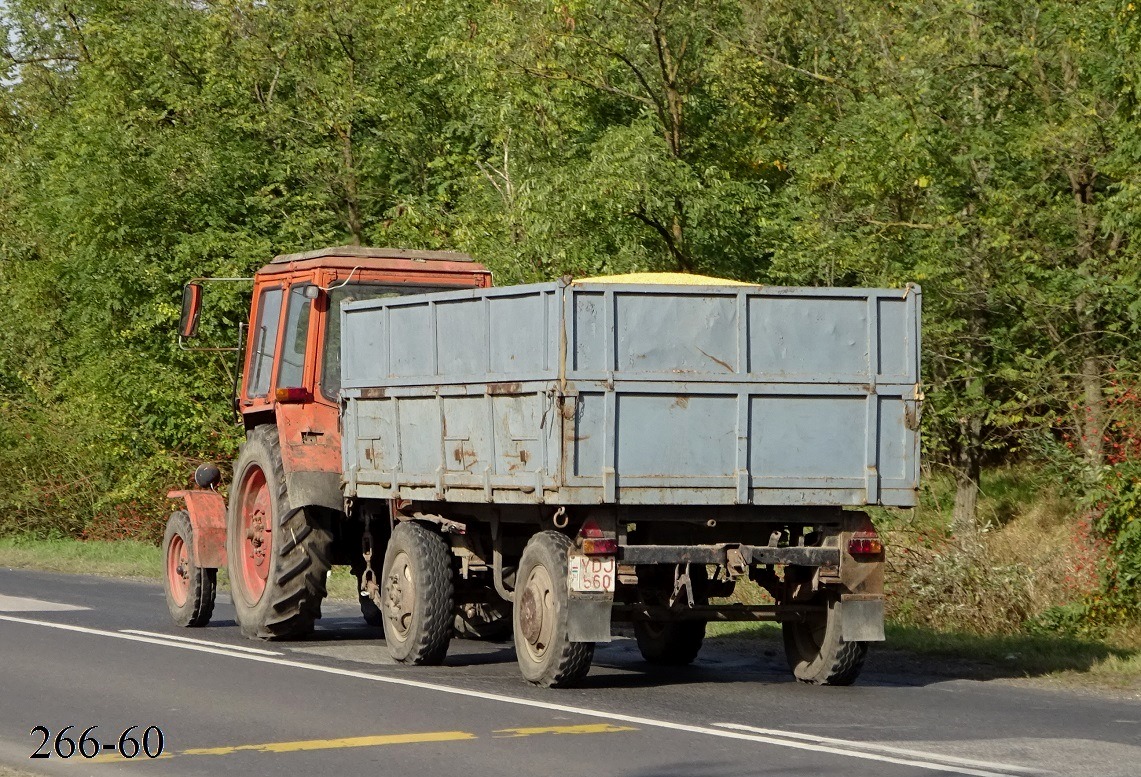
166,532,191,606
237,466,272,602
519,586,544,645
247,511,268,572
384,552,415,638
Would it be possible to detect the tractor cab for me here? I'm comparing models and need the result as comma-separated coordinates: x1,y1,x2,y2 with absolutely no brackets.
179,245,492,511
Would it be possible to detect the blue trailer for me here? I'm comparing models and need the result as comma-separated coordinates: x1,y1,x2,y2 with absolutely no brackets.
340,277,921,687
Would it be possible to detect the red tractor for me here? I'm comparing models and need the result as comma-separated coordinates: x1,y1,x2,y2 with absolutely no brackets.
165,246,492,638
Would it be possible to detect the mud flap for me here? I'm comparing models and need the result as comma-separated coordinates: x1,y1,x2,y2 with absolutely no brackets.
567,596,613,643
285,470,344,512
167,489,227,569
840,594,886,642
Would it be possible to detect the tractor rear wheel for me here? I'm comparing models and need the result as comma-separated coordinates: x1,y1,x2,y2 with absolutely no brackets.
226,425,333,639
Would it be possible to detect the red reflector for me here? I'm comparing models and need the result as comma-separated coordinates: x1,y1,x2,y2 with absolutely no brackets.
582,537,618,556
848,531,883,555
580,518,604,538
275,386,312,403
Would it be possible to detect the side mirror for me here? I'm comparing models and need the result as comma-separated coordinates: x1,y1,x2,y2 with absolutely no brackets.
179,283,203,339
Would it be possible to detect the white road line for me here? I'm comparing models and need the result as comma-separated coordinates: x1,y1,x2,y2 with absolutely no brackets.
120,629,283,656
0,594,88,612
0,615,272,661
713,723,1042,774
0,614,1039,777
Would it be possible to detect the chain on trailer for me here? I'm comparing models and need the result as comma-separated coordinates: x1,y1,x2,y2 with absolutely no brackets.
360,509,379,603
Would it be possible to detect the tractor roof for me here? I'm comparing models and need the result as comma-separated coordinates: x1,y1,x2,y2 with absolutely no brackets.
259,245,485,278
269,245,475,264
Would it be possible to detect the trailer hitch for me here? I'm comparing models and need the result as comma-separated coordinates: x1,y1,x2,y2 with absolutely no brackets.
669,563,696,609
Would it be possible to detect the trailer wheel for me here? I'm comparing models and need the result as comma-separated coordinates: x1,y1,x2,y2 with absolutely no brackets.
513,531,594,687
380,522,454,664
782,594,868,685
634,620,705,666
162,511,216,627
227,425,333,639
633,564,708,665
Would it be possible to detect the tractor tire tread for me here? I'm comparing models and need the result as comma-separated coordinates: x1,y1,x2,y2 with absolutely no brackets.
230,425,332,640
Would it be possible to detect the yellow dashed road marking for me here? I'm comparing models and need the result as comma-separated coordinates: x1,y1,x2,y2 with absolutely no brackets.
90,721,633,763
89,731,473,762
493,723,637,738
183,730,476,755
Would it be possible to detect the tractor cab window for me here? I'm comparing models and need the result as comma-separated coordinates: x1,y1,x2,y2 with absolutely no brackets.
277,285,313,389
247,287,283,398
320,283,443,400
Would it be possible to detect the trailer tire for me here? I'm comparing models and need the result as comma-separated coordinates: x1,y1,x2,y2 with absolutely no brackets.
634,620,705,666
513,531,594,688
227,425,333,640
163,511,216,627
380,522,454,665
782,594,868,685
633,564,709,665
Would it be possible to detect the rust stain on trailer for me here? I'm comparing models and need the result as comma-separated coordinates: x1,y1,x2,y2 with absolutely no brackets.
696,347,734,373
453,443,477,471
504,448,530,471
487,382,523,395
359,387,387,399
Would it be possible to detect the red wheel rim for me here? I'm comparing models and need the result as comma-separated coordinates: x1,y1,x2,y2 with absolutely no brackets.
237,465,272,603
166,532,190,606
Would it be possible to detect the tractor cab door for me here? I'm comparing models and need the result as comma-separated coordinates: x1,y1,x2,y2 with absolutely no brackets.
243,284,285,410
242,280,343,511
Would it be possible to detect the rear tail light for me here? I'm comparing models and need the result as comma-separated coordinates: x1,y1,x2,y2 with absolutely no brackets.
582,538,618,555
275,386,312,403
579,519,617,556
848,531,883,556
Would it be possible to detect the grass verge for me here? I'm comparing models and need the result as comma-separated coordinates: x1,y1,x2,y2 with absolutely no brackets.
0,536,163,579
0,536,361,599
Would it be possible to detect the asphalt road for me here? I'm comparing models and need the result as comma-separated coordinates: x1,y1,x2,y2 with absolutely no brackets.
0,568,1137,777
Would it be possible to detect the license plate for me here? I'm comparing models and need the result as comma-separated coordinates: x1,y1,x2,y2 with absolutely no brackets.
569,556,616,593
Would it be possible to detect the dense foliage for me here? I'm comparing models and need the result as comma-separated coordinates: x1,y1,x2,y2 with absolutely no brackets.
0,1,1138,623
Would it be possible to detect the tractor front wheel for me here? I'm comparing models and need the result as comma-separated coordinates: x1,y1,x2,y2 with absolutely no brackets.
162,511,216,627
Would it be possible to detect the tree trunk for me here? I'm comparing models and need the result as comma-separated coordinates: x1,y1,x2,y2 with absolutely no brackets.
1080,351,1105,467
953,412,983,538
952,203,988,536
